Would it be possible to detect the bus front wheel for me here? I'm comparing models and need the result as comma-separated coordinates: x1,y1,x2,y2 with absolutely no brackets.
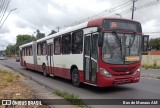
71,68,80,87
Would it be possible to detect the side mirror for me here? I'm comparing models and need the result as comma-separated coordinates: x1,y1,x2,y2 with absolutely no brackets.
98,33,104,47
142,35,149,52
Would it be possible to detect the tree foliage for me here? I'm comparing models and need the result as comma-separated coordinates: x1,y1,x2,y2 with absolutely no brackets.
16,34,36,47
5,34,36,56
149,38,160,50
5,30,45,56
5,44,16,56
36,30,45,40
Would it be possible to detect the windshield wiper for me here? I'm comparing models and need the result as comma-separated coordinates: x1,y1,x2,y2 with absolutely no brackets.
111,31,124,60
129,32,136,48
112,31,122,49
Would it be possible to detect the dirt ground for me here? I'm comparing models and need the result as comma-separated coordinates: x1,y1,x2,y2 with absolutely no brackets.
0,64,79,108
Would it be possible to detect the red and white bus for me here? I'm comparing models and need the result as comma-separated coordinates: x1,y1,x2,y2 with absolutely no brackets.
19,17,145,87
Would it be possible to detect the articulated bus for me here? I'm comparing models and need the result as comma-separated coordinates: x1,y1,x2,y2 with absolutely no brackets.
19,17,146,87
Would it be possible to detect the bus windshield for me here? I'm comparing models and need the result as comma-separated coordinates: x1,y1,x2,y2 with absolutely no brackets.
102,33,141,64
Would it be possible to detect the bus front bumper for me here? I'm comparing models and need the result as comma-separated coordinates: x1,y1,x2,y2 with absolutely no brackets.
97,73,140,87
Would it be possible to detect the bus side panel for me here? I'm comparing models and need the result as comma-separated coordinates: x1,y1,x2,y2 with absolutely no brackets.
79,71,84,82
37,56,47,72
52,67,70,79
25,56,34,70
53,54,83,79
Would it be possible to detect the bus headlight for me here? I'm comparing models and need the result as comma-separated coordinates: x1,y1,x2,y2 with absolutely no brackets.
100,68,112,78
133,68,141,75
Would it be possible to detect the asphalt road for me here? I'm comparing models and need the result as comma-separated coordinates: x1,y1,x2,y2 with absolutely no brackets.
0,59,160,108
141,68,160,76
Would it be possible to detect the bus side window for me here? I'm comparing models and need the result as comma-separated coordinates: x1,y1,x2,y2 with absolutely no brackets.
42,42,46,55
54,37,61,55
62,34,71,54
72,30,83,54
37,43,41,55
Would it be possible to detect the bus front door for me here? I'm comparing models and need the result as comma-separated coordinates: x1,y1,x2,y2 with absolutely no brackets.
84,33,98,84
47,44,53,74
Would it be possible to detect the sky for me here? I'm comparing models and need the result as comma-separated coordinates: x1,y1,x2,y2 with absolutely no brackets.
0,0,160,50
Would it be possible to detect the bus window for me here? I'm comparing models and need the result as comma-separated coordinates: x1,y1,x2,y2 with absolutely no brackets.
62,34,71,54
37,43,41,55
42,42,46,55
30,46,33,55
54,37,61,55
27,47,29,56
28,47,31,56
72,30,83,54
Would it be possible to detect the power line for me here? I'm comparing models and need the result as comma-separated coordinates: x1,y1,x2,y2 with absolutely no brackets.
0,0,6,15
0,0,9,23
0,0,5,9
113,0,160,17
65,1,132,27
136,0,160,9
71,0,160,27
0,8,17,29
0,0,11,25
99,1,131,17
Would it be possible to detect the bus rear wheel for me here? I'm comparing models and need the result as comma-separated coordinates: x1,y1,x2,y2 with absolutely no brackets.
71,68,80,87
42,64,49,77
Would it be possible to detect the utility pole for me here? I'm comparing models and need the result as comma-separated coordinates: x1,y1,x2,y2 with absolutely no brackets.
131,0,137,20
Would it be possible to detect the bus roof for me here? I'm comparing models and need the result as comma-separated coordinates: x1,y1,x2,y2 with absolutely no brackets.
88,17,141,27
19,41,33,48
37,22,88,43
19,17,141,47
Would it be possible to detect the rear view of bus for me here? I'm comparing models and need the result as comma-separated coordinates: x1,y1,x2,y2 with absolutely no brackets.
87,18,142,87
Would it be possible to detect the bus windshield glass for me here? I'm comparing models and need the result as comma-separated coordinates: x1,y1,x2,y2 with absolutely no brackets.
102,33,141,64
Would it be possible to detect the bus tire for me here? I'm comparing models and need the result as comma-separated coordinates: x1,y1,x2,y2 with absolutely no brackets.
42,64,49,77
71,68,80,87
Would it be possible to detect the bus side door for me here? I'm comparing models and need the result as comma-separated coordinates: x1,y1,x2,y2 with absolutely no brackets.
47,43,53,74
84,33,98,84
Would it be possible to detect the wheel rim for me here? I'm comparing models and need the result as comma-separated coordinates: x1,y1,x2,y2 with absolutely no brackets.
73,73,78,83
43,66,46,75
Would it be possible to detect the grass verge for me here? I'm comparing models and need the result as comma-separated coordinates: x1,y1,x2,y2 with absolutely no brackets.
0,69,20,86
53,90,87,108
156,76,160,79
142,65,160,69
0,69,33,99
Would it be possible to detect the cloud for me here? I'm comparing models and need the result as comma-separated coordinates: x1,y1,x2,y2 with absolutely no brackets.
142,19,158,32
0,26,10,34
0,34,15,50
0,0,160,48
15,20,29,28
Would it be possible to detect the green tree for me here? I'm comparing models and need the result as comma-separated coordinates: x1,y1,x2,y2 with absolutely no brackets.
16,34,36,55
16,34,36,47
5,44,16,56
5,34,36,56
36,30,45,40
149,38,160,50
